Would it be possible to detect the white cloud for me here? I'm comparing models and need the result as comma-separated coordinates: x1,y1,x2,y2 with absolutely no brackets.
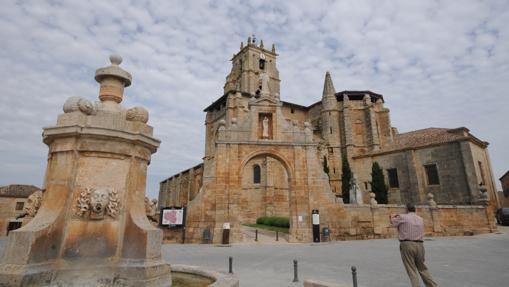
0,0,508,198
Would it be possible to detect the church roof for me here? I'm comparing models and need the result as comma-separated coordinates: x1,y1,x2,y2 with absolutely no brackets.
0,184,40,198
355,127,488,158
204,90,384,112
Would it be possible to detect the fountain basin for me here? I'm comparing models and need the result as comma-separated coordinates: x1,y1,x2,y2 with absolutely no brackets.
171,265,239,287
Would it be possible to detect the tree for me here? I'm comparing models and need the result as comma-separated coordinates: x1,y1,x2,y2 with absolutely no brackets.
371,162,388,204
323,156,329,176
341,154,352,204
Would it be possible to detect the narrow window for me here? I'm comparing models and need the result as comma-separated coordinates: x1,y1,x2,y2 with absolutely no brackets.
424,164,440,185
253,164,261,184
364,182,369,190
15,202,24,211
330,127,332,134
291,108,295,114
259,59,265,70
478,161,486,185
387,168,399,188
333,167,336,174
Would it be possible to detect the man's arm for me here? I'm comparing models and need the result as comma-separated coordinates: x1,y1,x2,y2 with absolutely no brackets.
389,214,402,226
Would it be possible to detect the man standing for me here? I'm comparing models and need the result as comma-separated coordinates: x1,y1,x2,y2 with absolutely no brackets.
390,203,438,287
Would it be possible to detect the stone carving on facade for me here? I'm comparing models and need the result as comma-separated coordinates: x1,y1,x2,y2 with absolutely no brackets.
25,190,43,217
76,187,120,220
259,71,270,97
427,192,438,209
217,119,226,140
262,116,269,139
349,176,363,204
63,96,94,115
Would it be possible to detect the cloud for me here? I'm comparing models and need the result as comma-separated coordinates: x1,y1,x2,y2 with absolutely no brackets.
0,0,508,198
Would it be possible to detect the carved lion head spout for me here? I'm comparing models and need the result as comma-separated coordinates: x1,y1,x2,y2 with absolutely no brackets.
90,188,110,220
76,187,120,220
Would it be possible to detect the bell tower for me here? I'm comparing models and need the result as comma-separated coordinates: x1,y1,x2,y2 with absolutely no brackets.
224,36,280,99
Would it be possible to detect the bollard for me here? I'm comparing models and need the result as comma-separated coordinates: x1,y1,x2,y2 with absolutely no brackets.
255,229,258,241
293,259,299,282
351,266,357,287
229,256,233,274
276,231,279,241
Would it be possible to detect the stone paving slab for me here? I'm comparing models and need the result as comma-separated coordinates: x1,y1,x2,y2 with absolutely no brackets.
162,226,509,287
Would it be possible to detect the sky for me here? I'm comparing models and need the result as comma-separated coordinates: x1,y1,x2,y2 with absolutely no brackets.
0,0,508,199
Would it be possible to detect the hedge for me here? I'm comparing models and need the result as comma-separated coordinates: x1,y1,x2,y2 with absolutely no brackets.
256,216,290,228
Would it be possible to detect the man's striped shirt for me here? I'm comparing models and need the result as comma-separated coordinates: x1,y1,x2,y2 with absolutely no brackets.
390,212,425,241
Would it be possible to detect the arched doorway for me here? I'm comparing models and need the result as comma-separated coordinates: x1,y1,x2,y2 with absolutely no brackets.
240,155,290,224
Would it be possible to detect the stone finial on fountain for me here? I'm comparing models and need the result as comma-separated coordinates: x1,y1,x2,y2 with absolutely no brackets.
427,192,438,209
126,106,149,123
63,96,94,115
95,54,132,104
369,192,378,207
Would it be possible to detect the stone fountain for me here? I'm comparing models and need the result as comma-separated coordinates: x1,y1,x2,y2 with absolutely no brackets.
0,55,170,286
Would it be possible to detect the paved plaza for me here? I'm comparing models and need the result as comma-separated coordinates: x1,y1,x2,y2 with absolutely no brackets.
163,226,509,287
0,226,507,286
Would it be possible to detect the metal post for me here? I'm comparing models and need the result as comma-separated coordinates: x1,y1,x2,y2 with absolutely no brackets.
255,229,258,241
293,259,299,282
276,231,279,241
229,256,233,274
351,266,357,287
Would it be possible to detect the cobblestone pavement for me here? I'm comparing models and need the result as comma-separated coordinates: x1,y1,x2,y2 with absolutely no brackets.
162,226,509,287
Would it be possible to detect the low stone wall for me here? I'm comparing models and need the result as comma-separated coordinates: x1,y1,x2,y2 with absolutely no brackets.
162,227,185,243
322,204,496,241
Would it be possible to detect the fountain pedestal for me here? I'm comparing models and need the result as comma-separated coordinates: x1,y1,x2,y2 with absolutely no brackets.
0,55,171,286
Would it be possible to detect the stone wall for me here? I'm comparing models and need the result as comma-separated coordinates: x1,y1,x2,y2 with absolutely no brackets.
321,204,495,241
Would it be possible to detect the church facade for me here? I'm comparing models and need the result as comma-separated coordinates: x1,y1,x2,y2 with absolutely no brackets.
158,37,499,243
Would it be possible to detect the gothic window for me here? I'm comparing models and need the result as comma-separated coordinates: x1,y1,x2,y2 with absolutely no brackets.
424,164,440,185
387,168,399,188
253,164,261,184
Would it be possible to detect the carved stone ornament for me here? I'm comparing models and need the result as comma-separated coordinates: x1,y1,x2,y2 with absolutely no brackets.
76,187,120,220
63,96,94,115
126,106,149,123
24,190,43,217
145,197,158,221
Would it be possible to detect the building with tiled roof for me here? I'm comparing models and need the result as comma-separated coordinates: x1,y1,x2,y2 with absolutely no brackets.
0,184,41,235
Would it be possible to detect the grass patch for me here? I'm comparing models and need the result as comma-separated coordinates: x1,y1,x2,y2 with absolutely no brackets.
243,223,289,234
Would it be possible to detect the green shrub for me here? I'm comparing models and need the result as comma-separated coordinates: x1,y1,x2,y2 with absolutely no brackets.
255,216,289,228
256,216,267,225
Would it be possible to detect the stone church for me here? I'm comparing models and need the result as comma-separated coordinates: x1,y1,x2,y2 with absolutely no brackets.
158,37,498,243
